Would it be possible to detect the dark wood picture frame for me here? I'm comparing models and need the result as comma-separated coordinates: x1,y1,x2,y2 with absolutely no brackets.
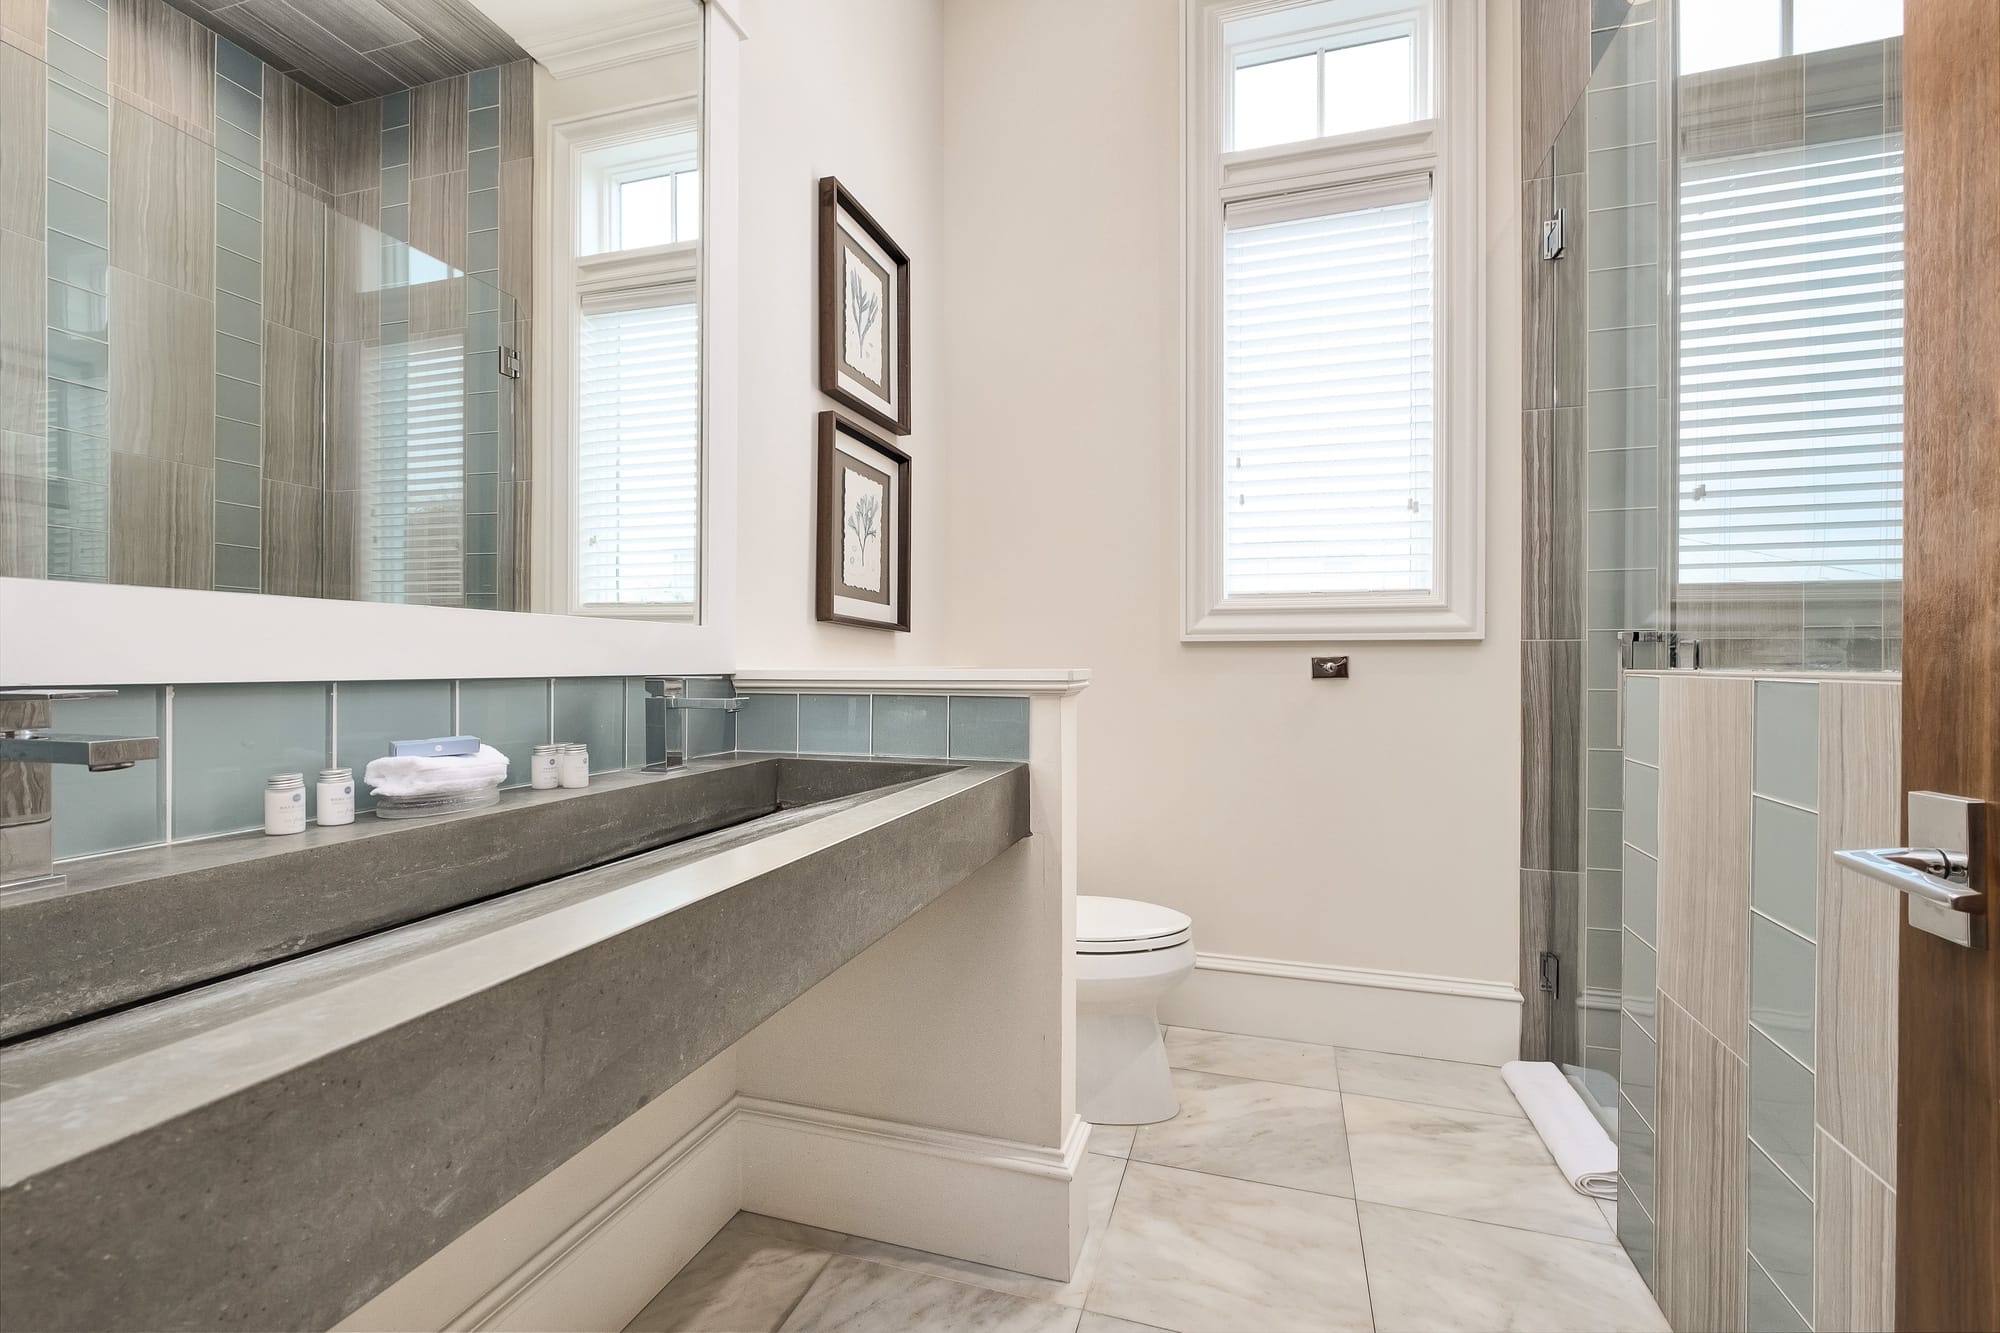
818,176,912,436
815,410,912,631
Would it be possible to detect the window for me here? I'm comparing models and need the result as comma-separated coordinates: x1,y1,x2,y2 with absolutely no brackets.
1185,0,1484,639
554,117,702,617
1679,0,1902,75
362,336,467,606
1676,134,1904,585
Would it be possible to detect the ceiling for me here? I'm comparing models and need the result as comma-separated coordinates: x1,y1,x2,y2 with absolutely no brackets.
163,0,529,103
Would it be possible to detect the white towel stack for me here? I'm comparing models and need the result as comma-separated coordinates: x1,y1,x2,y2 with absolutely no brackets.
362,743,510,798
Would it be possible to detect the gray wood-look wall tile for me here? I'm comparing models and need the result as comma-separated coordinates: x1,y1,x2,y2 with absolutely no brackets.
260,476,319,596
508,475,531,608
1522,639,1583,873
1522,172,1554,411
1550,171,1587,408
0,43,46,239
1815,1129,1895,1333
1657,674,1754,1061
329,190,380,343
108,450,212,587
410,74,465,178
265,176,328,336
408,168,466,271
109,100,214,297
262,71,335,195
332,98,381,195
367,35,466,91
0,430,47,578
1524,407,1584,640
499,58,532,162
262,320,322,488
1681,56,1805,162
109,0,215,138
322,487,356,599
1521,0,1590,177
1,0,47,58
1520,868,1582,1060
0,232,44,437
1654,994,1748,1333
499,155,531,307
107,269,214,468
1816,680,1901,1185
325,339,370,492
409,273,464,337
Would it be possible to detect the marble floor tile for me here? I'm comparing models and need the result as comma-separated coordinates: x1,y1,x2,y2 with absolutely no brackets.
1087,1122,1136,1158
1359,1202,1667,1332
1085,1161,1373,1333
1343,1093,1614,1242
1131,1068,1354,1197
1076,1315,1169,1333
832,1152,1126,1308
1163,1026,1343,1091
1334,1047,1525,1117
777,1254,1081,1333
1599,1196,1618,1230
625,1216,833,1333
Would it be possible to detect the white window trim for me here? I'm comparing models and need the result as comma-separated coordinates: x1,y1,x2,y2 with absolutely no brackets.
542,97,709,623
1182,0,1487,641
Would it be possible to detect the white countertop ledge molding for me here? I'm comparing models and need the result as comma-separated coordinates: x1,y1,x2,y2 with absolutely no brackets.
734,668,1091,695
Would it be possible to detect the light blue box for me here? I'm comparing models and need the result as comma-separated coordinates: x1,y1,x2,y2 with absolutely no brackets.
52,687,164,858
173,682,329,836
335,680,452,810
736,694,800,753
872,695,947,759
553,677,625,774
948,696,1028,762
799,694,870,755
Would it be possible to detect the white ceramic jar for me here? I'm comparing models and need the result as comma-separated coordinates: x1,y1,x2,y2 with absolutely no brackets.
531,744,562,790
557,743,589,789
264,773,307,835
316,768,355,826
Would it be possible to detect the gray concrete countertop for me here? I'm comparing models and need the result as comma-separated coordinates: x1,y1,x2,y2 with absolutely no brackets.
0,758,1028,1332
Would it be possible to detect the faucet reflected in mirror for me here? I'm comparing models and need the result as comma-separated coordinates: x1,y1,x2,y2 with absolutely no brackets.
0,689,161,896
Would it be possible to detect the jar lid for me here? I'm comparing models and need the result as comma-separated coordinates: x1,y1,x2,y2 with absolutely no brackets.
319,768,351,781
266,772,304,787
560,742,588,752
532,743,561,754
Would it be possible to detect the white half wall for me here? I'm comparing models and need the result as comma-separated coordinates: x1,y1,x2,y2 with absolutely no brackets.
936,0,1526,1054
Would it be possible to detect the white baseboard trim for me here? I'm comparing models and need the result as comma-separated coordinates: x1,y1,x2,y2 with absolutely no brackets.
451,1100,1086,1330
1158,951,1524,1065
740,1101,1088,1282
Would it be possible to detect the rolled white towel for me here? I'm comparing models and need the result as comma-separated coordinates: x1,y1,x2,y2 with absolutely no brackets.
363,743,510,798
1501,1060,1619,1198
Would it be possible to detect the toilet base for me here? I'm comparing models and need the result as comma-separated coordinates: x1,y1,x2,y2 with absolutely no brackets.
1077,1010,1180,1124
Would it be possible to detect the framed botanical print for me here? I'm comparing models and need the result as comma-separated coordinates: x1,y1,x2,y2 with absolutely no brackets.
816,411,911,631
819,177,911,435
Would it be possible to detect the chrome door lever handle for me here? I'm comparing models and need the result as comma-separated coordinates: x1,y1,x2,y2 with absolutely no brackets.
1835,792,1988,949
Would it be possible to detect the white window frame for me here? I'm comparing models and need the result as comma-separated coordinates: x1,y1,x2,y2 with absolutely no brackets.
544,98,706,622
1182,0,1486,640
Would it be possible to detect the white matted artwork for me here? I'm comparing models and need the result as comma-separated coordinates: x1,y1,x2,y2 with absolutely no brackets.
818,177,911,435
816,411,910,630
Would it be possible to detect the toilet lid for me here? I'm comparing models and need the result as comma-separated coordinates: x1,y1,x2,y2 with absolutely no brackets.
1078,895,1192,954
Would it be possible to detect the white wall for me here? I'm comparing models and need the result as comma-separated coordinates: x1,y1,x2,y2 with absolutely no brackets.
937,0,1525,1042
733,0,953,666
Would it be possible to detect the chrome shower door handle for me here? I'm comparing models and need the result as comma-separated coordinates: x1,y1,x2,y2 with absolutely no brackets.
1834,791,1989,949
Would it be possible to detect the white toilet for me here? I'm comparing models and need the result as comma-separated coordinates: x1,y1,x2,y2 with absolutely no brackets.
1075,894,1195,1125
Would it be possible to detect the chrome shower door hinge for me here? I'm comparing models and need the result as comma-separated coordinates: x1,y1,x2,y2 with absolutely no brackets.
497,346,522,380
1538,950,1561,996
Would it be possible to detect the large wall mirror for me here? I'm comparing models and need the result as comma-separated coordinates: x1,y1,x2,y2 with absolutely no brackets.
0,0,703,620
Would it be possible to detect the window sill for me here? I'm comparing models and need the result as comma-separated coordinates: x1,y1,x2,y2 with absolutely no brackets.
1182,596,1483,642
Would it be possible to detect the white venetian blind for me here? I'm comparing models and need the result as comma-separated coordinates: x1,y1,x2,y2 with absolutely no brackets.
578,289,698,608
364,336,466,605
1222,177,1435,597
1677,133,1904,585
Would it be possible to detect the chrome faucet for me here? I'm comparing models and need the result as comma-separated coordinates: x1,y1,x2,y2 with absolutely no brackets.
642,677,742,770
0,688,161,895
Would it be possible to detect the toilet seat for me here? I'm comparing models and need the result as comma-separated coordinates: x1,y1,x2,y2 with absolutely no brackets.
1078,895,1192,955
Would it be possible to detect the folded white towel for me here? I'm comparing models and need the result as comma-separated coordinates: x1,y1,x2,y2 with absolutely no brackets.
1501,1060,1619,1198
363,743,510,798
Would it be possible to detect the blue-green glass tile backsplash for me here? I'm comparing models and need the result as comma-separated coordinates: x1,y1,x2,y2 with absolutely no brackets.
49,681,1035,862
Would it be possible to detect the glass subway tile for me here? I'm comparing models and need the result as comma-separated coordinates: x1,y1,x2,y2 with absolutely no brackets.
173,683,330,836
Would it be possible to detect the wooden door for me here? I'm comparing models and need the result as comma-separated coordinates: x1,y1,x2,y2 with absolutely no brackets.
1897,0,2000,1327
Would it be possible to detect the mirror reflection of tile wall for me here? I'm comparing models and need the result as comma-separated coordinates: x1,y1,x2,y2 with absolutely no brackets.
0,0,533,609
